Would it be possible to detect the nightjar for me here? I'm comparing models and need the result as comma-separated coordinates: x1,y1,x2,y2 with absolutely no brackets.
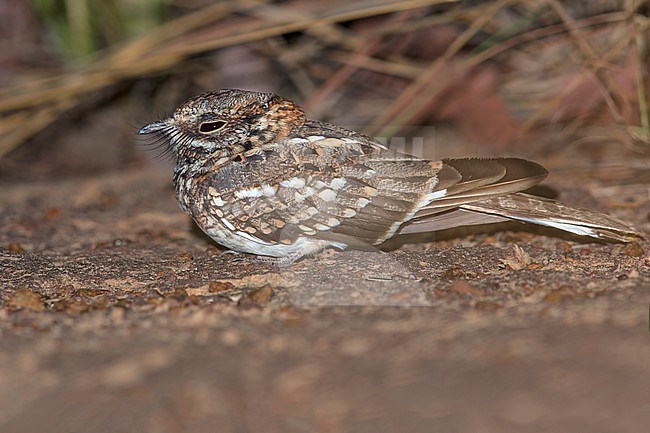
139,89,642,265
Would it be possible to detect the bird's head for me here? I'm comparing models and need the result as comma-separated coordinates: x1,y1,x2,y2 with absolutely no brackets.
139,89,305,162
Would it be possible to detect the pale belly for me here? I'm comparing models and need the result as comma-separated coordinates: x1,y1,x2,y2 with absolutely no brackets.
196,214,344,259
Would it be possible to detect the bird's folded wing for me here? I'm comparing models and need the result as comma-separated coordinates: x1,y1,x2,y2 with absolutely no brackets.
412,158,548,217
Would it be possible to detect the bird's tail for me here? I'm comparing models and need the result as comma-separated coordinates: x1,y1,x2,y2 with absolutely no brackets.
461,193,643,242
399,192,643,242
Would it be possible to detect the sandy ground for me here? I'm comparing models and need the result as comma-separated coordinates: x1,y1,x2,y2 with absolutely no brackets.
1,154,649,432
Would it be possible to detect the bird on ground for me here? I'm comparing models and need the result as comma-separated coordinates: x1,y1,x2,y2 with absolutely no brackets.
139,89,643,265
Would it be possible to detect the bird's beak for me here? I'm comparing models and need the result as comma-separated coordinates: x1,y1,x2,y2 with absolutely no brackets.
138,120,170,135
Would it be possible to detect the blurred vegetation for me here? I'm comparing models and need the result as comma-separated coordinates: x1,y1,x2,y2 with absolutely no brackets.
30,0,168,59
0,0,648,172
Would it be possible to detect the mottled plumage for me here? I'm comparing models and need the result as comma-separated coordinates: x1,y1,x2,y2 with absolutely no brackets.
139,89,642,265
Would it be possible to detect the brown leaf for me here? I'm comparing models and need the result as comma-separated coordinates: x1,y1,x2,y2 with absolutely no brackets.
7,288,44,311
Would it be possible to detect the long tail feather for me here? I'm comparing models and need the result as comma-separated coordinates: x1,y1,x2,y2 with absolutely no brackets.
461,193,643,242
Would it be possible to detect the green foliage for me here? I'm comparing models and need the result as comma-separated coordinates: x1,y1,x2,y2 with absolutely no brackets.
30,0,168,59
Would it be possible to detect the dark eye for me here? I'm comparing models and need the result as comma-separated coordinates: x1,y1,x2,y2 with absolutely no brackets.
199,120,227,134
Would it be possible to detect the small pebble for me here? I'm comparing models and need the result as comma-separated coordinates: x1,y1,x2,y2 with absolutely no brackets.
247,285,274,304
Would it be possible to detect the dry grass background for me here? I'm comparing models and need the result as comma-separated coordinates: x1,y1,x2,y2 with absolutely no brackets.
0,0,648,171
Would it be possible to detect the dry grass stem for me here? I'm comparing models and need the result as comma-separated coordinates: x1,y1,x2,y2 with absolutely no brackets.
0,0,646,159
0,0,455,158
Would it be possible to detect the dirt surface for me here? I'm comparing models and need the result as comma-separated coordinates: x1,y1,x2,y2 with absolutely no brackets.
1,157,650,432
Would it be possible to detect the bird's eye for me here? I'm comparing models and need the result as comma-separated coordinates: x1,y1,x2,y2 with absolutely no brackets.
199,120,227,134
